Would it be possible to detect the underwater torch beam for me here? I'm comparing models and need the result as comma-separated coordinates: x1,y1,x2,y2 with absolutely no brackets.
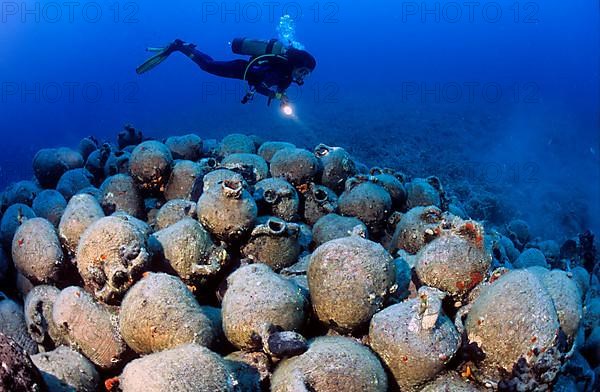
280,100,294,116
282,104,293,116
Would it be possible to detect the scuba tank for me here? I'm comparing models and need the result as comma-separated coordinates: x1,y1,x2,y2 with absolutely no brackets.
232,38,287,57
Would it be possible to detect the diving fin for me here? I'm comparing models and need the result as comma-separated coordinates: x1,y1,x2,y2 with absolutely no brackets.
136,47,172,75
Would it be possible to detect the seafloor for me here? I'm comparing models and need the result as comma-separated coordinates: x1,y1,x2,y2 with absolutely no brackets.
0,100,598,391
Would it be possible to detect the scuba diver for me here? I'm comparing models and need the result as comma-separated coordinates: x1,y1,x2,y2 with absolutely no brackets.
136,38,316,110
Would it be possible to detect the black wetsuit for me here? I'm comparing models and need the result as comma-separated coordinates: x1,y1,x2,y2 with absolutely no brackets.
179,45,293,99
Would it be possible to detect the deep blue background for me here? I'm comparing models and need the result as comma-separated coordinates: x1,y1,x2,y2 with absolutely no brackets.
0,0,598,239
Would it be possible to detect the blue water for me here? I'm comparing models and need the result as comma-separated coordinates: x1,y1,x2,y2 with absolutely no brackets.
0,0,598,240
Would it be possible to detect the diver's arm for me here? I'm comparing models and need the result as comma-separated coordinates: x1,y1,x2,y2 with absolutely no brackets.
255,84,290,107
254,83,276,99
257,84,280,106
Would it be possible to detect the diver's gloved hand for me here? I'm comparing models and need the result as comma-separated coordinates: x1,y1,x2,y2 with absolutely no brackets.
278,93,289,105
268,92,288,106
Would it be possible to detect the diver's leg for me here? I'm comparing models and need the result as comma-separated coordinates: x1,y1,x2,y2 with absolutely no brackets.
178,44,247,80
